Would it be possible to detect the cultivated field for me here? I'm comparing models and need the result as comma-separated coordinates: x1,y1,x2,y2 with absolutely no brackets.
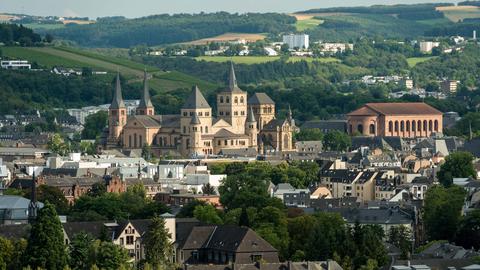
184,33,266,45
0,14,16,22
61,20,95,25
437,5,480,22
195,56,340,64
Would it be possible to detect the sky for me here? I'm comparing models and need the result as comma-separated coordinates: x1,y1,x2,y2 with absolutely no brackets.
1,0,456,19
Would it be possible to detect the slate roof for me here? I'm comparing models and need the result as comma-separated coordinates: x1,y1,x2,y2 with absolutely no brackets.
223,62,244,93
330,207,413,225
263,119,287,131
203,226,277,253
191,113,201,125
248,93,275,105
0,224,30,239
110,73,126,109
348,103,442,116
130,115,162,128
182,86,211,109
0,195,43,209
138,70,153,109
214,128,248,138
247,107,256,122
320,169,360,183
301,120,347,132
462,138,480,158
63,221,107,239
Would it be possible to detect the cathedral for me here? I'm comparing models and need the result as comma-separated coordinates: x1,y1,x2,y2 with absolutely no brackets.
105,64,296,157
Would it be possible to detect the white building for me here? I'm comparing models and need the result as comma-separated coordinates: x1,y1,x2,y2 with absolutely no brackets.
319,43,353,53
264,47,278,56
283,34,309,50
419,41,440,53
68,100,139,125
1,60,31,70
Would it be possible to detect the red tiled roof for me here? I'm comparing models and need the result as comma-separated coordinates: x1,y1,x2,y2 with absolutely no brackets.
348,103,442,116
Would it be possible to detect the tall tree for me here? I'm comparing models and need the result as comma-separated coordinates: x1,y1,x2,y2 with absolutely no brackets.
455,209,480,250
193,204,223,225
437,151,476,187
143,216,174,268
69,233,94,270
90,240,129,270
81,111,108,140
323,130,351,152
25,202,68,270
424,185,466,241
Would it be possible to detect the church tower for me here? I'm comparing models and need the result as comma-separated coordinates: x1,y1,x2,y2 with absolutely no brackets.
180,85,212,156
136,70,154,115
189,113,203,156
109,73,127,143
246,107,258,150
217,62,247,134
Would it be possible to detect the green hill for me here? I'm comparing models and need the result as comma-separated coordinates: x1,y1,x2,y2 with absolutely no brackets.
1,46,219,93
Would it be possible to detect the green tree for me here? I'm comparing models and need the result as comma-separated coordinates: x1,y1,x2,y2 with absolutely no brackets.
437,151,476,187
388,225,412,259
201,183,216,195
176,200,207,218
69,233,94,270
143,216,174,268
323,130,351,152
0,236,14,270
424,185,466,241
294,128,324,141
90,240,129,270
193,204,223,225
81,111,108,140
47,133,71,156
25,202,68,270
455,209,480,250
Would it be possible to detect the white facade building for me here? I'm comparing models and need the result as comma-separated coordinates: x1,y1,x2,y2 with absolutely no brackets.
1,60,31,70
419,41,440,53
283,34,309,50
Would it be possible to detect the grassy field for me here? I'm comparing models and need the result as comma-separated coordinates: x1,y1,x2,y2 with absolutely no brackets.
183,33,266,45
2,46,218,92
407,56,437,67
296,18,323,31
195,56,340,64
22,23,66,30
437,5,480,22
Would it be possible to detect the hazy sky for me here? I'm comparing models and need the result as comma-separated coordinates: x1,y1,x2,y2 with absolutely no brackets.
1,0,456,19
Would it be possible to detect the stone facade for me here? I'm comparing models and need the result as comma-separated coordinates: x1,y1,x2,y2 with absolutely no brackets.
347,103,443,138
105,64,296,157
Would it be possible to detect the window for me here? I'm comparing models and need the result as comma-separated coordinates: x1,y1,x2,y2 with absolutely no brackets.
183,126,186,134
119,237,124,245
205,112,210,116
226,97,230,103
240,97,244,103
234,111,238,116
369,124,375,134
226,112,230,116
406,121,410,132
241,111,245,116
220,96,224,103
429,120,433,131
234,97,238,103
126,236,134,245
205,126,208,133
395,121,399,132
198,112,203,116
388,121,393,132
190,112,194,116
400,121,404,132
220,111,224,116
412,121,416,132
434,120,439,131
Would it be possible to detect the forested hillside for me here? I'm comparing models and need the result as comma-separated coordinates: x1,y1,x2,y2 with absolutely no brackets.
0,24,42,46
47,12,296,48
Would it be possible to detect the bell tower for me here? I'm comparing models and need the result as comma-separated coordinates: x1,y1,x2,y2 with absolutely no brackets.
108,73,127,143
136,70,154,115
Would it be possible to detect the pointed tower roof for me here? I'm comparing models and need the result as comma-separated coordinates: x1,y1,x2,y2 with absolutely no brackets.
225,62,244,93
110,73,126,109
138,70,153,109
247,106,256,122
182,85,211,109
190,113,201,125
287,104,293,120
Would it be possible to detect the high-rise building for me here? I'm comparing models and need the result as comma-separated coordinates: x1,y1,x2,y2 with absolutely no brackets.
282,34,309,50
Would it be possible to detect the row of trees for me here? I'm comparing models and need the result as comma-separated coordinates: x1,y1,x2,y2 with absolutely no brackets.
0,202,174,270
0,24,42,46
295,129,352,152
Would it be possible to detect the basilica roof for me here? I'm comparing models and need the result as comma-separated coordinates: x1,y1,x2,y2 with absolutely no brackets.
248,93,275,105
348,102,442,116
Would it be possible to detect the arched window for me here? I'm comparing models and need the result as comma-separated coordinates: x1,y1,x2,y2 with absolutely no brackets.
417,120,422,131
139,135,143,147
129,135,132,148
220,96,224,103
434,120,439,131
400,121,405,132
134,134,137,148
412,121,416,132
395,121,399,132
283,134,289,149
226,97,230,103
423,120,428,131
357,124,364,134
388,121,393,132
240,97,244,103
234,97,238,104
205,126,209,133
429,120,433,131
369,124,375,135
406,121,410,132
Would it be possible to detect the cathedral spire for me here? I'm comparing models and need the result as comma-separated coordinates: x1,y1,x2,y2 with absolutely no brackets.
138,70,153,110
228,61,237,91
28,172,38,222
287,104,293,120
110,73,126,109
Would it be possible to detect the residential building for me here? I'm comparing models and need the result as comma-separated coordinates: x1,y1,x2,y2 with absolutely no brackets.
0,60,31,70
441,80,459,94
347,103,443,138
282,34,309,49
419,41,440,53
272,183,310,207
319,42,353,53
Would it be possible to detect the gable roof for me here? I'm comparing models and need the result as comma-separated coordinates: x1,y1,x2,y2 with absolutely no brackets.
128,115,162,128
182,86,211,109
348,103,442,116
248,93,275,105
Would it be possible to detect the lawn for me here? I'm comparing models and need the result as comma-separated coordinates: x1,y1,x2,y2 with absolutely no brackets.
296,18,323,31
1,46,95,68
407,56,437,67
195,56,339,64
